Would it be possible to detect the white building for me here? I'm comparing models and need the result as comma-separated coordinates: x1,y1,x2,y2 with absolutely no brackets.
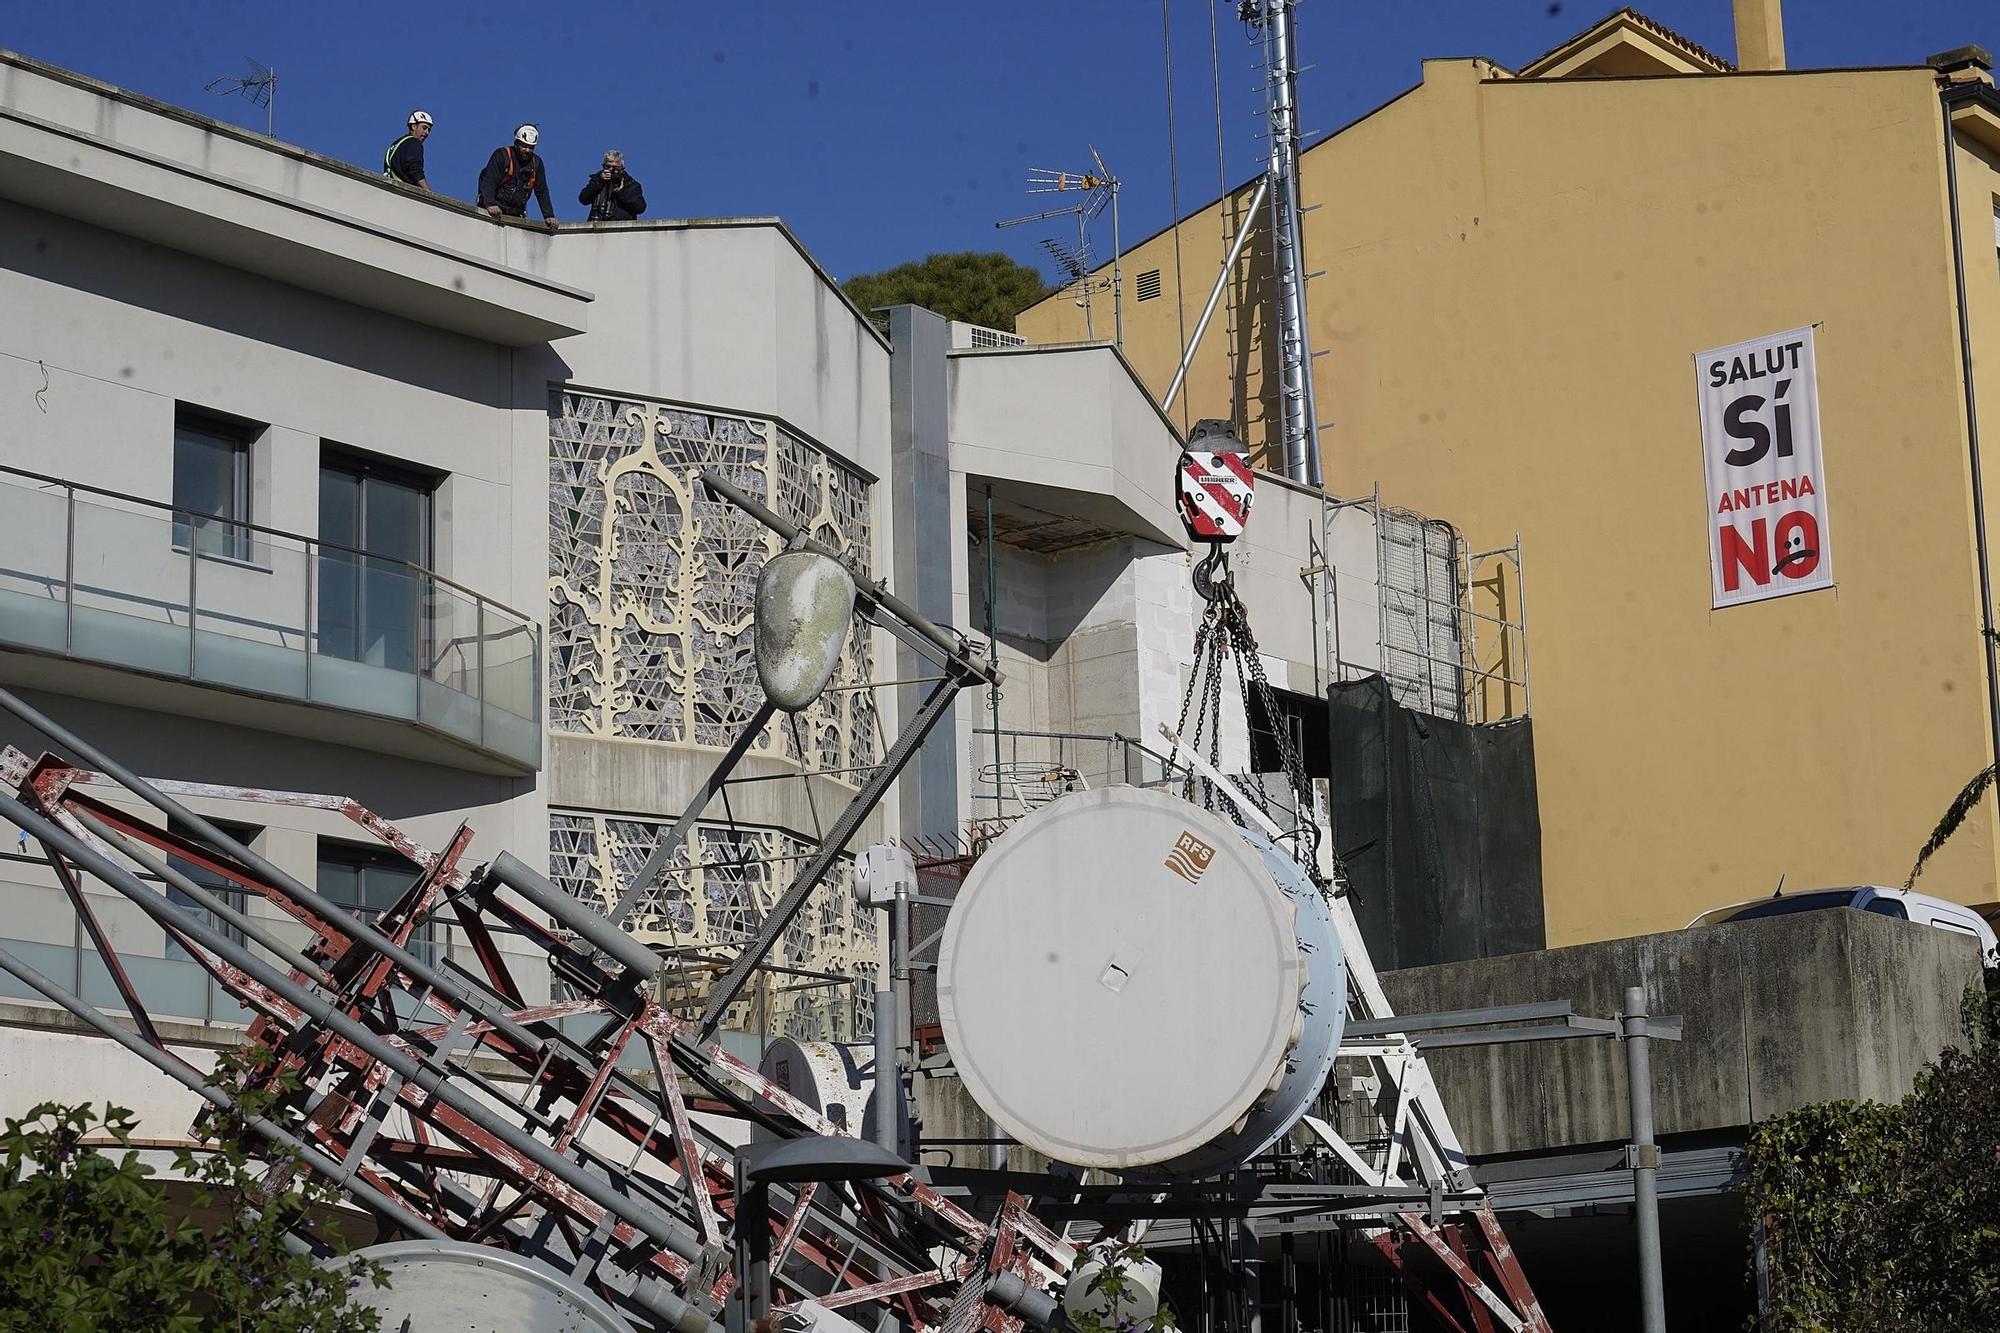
0,49,895,1088
0,48,1523,1137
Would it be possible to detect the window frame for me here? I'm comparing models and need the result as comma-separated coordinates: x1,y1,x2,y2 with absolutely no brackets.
315,837,436,965
317,446,438,566
172,407,258,563
317,446,440,674
163,817,258,962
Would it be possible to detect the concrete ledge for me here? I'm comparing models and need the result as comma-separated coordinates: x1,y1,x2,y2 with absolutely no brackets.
1381,910,1985,1157
948,344,1189,550
0,51,591,344
548,731,879,845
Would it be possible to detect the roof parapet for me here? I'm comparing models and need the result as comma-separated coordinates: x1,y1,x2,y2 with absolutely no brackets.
1930,46,1995,89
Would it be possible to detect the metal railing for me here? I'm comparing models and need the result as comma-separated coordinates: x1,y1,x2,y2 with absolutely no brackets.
970,727,1189,821
0,464,540,768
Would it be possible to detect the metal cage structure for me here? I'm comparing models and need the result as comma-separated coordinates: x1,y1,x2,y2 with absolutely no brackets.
1319,491,1530,726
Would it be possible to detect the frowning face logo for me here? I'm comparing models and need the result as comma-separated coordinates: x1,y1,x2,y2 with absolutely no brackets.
1164,830,1216,884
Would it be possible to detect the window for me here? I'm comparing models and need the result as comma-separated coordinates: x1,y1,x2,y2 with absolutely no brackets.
1247,687,1330,781
1862,896,1909,921
1714,889,1858,923
164,818,258,962
1992,199,1999,276
317,839,433,965
173,409,255,560
318,450,436,674
1134,269,1163,302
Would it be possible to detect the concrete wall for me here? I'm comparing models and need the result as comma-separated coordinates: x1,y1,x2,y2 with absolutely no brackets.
947,347,1184,549
542,223,891,482
967,537,1182,752
0,50,588,343
944,342,1426,819
1380,910,1986,1158
1024,58,2000,944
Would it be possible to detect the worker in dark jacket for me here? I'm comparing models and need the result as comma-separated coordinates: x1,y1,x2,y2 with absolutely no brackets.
478,124,558,231
578,150,646,222
383,110,433,190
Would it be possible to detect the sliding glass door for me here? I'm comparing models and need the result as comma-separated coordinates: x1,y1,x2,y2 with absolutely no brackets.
318,454,431,674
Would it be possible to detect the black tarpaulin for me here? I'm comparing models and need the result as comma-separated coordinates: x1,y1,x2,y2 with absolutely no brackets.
1327,675,1546,970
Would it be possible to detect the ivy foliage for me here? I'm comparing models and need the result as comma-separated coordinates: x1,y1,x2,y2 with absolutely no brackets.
1743,976,2000,1330
0,1044,383,1332
1063,1239,1175,1333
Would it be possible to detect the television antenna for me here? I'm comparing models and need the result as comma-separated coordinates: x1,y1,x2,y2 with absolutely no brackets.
996,146,1124,348
1039,236,1091,285
205,58,277,137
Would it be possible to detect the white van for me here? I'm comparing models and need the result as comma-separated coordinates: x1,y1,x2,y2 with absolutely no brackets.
1686,887,1998,964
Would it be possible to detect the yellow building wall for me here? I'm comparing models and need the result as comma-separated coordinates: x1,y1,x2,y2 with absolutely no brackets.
1953,122,2000,919
1023,62,2000,943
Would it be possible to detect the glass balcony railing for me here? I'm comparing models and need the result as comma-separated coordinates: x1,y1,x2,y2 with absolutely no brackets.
0,465,540,771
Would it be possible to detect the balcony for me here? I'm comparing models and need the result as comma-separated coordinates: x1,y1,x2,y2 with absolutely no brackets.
0,466,539,773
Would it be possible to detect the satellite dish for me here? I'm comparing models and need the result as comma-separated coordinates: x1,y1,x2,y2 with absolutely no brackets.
332,1241,638,1332
754,550,855,711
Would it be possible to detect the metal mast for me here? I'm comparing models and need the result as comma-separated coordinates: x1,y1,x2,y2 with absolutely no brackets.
1249,0,1321,487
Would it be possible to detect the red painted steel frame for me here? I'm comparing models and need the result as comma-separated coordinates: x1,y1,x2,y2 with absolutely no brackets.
2,750,1071,1331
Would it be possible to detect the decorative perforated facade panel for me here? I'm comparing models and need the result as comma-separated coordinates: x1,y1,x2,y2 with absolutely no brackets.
549,391,877,770
547,391,881,1042
549,809,877,1041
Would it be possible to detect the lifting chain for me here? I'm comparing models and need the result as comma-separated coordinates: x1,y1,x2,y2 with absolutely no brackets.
1174,543,1330,883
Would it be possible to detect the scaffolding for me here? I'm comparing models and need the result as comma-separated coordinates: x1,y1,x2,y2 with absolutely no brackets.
1318,490,1531,726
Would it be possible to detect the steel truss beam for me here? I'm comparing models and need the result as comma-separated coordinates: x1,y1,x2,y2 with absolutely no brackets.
0,666,1066,1333
1157,724,1551,1332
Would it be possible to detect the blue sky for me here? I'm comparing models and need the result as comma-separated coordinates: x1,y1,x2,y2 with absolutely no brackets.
6,2,1995,283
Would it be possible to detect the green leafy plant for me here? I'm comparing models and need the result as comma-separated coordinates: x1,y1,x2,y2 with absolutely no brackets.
1744,975,2000,1330
0,1042,384,1331
1062,1239,1175,1333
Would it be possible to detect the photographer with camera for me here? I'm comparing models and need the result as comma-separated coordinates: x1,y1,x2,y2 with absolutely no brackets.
578,150,647,222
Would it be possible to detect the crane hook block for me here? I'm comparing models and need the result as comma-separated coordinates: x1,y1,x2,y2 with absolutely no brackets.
1177,447,1254,544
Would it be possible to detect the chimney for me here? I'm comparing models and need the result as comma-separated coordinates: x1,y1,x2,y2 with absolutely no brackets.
1732,0,1787,72
1928,46,1995,88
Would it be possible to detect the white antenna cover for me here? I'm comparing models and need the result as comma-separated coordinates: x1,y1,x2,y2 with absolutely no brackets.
855,844,915,910
937,786,1340,1171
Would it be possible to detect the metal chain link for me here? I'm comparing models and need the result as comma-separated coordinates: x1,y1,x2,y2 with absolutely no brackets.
1176,545,1333,882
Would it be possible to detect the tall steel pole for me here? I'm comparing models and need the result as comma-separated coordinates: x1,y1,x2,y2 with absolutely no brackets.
1255,0,1321,487
1110,178,1125,352
1623,985,1667,1333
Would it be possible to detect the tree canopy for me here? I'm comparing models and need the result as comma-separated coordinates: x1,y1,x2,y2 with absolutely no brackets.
842,252,1051,332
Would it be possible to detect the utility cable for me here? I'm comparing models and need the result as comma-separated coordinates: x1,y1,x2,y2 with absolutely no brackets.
1207,0,1236,412
1162,0,1191,434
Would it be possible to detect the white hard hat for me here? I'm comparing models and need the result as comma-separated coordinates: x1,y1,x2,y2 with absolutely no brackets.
408,109,433,127
514,123,540,147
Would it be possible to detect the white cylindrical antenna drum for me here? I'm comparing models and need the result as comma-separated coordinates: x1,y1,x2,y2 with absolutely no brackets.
936,786,1344,1174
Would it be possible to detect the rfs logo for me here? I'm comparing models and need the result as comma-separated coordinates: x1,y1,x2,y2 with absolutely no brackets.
1164,830,1216,884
